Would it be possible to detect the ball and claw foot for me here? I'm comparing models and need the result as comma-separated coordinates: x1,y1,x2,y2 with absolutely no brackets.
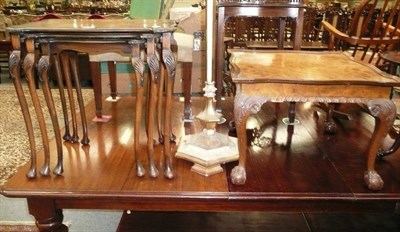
364,170,384,191
323,120,337,134
231,166,246,185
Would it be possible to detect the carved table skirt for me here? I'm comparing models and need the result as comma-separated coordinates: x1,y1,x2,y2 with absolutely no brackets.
229,50,400,191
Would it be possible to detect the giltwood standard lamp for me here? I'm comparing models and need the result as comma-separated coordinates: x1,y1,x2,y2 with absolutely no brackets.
176,0,238,176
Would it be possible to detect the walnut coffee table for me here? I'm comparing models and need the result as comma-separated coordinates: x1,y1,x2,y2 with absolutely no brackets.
229,50,400,191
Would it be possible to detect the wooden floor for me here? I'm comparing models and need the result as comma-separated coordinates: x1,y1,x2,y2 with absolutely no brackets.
2,95,400,231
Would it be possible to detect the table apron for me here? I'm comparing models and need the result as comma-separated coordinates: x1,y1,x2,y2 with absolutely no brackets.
239,83,394,100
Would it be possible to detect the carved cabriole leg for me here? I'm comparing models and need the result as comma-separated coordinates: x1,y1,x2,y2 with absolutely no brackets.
364,99,396,191
162,32,176,179
10,50,37,178
37,56,63,175
157,64,165,144
60,51,79,143
69,53,90,145
24,39,51,176
130,40,146,177
51,50,72,141
157,62,177,144
231,94,269,185
27,198,68,232
144,35,160,178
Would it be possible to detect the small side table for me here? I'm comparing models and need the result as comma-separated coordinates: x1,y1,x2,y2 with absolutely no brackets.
229,50,400,191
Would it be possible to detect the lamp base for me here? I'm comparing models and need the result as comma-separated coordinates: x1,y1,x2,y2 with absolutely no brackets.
176,131,239,176
191,163,223,176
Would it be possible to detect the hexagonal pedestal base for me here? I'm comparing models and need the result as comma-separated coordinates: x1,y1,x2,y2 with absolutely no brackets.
176,131,239,177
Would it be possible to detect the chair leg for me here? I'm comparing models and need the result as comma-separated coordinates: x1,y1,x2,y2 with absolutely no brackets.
182,61,193,121
90,62,103,119
282,102,299,126
107,61,118,100
89,61,113,122
323,103,338,134
377,126,400,159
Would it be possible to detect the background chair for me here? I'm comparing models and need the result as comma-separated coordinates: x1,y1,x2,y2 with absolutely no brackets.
321,0,400,68
0,14,12,83
86,13,120,122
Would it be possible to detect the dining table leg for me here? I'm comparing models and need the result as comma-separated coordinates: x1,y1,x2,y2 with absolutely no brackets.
27,198,68,232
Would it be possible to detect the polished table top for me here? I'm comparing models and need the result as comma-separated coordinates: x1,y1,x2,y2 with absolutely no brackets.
229,50,400,85
7,18,177,34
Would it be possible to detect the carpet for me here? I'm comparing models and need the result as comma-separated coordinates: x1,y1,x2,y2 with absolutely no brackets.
0,86,93,186
0,222,39,232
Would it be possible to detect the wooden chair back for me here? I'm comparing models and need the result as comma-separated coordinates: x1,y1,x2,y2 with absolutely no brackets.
224,6,324,50
321,0,400,66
